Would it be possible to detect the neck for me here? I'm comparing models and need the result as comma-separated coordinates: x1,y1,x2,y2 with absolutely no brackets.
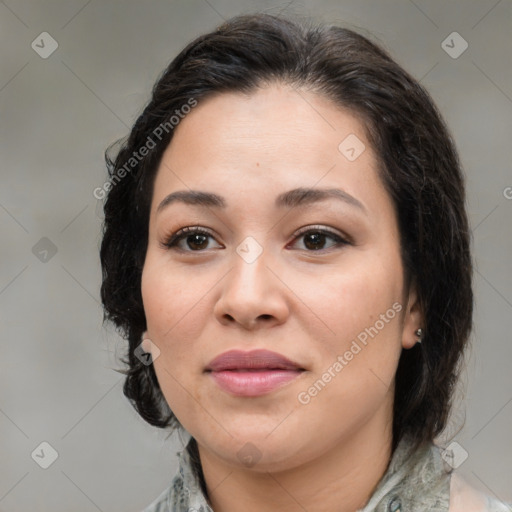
198,402,394,512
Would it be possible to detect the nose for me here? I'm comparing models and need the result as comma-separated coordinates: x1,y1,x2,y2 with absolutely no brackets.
213,248,290,330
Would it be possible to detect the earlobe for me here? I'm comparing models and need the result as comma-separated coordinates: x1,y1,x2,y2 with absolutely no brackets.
401,284,424,350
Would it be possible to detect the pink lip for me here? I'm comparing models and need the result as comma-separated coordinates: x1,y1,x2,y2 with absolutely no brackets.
205,349,305,397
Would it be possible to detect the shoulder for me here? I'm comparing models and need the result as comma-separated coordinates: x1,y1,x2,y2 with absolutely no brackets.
449,472,511,512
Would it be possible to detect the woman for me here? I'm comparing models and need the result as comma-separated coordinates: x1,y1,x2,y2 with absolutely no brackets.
100,13,510,512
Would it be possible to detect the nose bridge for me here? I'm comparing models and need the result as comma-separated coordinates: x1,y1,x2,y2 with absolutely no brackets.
228,238,271,301
215,236,288,327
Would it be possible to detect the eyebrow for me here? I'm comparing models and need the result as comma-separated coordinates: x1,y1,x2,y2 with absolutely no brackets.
156,187,367,215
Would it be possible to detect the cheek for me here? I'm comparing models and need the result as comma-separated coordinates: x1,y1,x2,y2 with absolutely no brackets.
140,259,212,402
141,262,210,427
294,254,405,400
293,255,403,345
141,257,210,339
295,274,403,436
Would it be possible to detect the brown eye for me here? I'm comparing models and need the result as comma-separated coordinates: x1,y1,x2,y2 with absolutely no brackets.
184,233,209,250
289,227,350,252
303,232,329,250
164,227,222,252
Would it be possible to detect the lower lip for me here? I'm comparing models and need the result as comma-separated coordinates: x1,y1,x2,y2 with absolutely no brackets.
209,370,303,397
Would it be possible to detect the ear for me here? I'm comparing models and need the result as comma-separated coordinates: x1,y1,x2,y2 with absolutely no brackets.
401,281,423,350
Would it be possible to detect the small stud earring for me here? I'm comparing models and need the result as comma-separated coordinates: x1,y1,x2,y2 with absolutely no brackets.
415,328,423,343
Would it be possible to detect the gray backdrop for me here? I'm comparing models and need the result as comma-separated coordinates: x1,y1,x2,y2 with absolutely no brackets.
1,1,511,510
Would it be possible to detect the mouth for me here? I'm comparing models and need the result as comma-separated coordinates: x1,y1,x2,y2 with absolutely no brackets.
205,349,306,397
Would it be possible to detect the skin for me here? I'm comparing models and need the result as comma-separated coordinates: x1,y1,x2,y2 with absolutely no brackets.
141,83,423,512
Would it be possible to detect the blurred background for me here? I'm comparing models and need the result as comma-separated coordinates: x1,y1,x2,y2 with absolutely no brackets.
1,0,511,510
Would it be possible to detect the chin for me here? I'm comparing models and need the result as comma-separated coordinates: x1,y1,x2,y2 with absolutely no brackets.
192,415,319,472
213,437,312,473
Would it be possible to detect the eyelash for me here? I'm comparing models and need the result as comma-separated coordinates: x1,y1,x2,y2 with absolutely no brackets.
162,226,217,251
162,225,351,253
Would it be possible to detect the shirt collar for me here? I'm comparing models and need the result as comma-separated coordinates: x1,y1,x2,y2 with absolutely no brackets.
166,434,450,512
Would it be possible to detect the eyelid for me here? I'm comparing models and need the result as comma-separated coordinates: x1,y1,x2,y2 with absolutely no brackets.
161,224,352,252
161,225,222,250
289,224,352,245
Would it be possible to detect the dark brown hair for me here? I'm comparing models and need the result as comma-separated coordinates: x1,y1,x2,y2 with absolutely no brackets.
100,12,472,467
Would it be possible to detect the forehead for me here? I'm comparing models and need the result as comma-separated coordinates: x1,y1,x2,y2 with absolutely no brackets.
163,85,369,164
151,84,387,217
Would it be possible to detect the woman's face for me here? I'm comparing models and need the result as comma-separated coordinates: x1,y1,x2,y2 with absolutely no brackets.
141,84,421,472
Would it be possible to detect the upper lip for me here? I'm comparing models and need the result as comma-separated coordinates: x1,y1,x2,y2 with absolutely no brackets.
205,349,304,372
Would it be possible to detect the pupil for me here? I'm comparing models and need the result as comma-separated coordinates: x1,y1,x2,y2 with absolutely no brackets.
305,233,325,250
188,234,208,250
